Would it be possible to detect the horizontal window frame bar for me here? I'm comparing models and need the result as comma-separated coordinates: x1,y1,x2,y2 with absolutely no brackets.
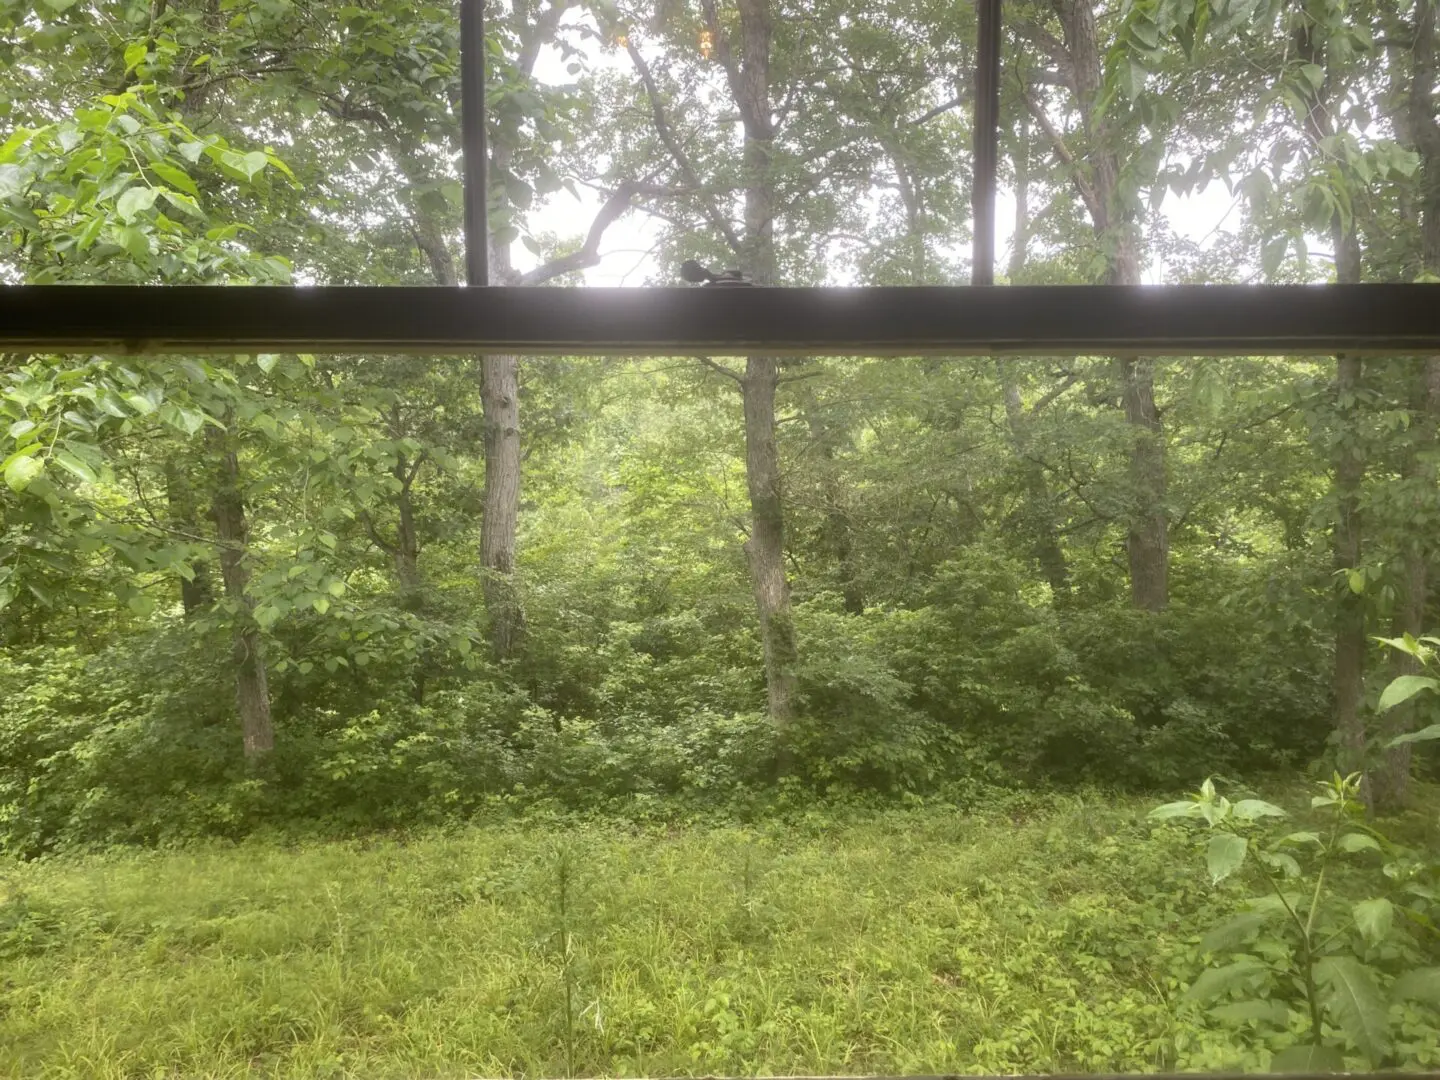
1,284,1436,356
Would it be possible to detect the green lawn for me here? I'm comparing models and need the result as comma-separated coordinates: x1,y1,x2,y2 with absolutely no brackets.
0,798,1433,1078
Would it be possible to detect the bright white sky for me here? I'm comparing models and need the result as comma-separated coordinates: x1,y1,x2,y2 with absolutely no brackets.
511,30,1242,287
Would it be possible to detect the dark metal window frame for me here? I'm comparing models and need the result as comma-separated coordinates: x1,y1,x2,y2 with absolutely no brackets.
1,0,1437,357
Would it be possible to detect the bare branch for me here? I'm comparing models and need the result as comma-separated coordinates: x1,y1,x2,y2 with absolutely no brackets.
517,1,570,81
1030,372,1080,415
358,510,397,555
904,92,969,127
520,180,647,286
402,450,429,487
698,356,744,383
1023,90,1103,224
700,0,754,131
625,39,744,254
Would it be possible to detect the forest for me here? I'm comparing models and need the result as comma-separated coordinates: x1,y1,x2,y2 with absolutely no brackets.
3,0,1440,1074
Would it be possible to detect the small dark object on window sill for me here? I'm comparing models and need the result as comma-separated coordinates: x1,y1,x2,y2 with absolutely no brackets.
680,260,754,287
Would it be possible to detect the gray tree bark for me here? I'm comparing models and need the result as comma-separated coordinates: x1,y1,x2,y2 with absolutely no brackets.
1041,0,1167,609
703,0,800,732
208,428,273,759
997,131,1071,599
1375,0,1440,808
480,347,524,660
164,458,214,617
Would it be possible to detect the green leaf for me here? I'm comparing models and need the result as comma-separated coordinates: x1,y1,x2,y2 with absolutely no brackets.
1201,909,1277,952
504,176,534,210
0,162,23,198
124,392,158,416
1376,634,1426,659
116,225,151,260
1315,956,1390,1065
123,41,148,74
149,164,200,197
1208,833,1248,883
3,453,43,492
76,214,105,250
312,595,330,614
1337,832,1381,854
1233,799,1287,821
1377,674,1439,711
1255,850,1301,878
1150,799,1203,820
1299,62,1325,90
240,150,268,180
7,419,36,439
1261,235,1287,276
53,450,97,484
159,189,204,218
1351,898,1393,944
1392,967,1440,1005
174,408,206,436
1270,1043,1345,1072
1121,56,1148,100
116,186,158,223
1186,955,1267,1003
1388,723,1440,747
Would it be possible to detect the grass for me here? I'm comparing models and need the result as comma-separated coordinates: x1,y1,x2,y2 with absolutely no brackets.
0,794,1430,1078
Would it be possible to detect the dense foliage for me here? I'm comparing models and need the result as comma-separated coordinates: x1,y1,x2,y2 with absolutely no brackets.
1,0,1439,854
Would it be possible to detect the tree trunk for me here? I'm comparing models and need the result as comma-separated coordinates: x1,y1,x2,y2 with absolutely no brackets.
1333,356,1366,778
1381,355,1440,792
743,356,799,725
208,430,274,759
393,458,423,607
480,351,524,660
826,489,865,616
1122,358,1168,611
996,135,1070,599
998,367,1073,599
1376,440,1427,811
803,407,863,614
703,0,799,732
1048,0,1167,609
1332,227,1367,778
164,458,213,617
397,131,524,660
1375,0,1440,810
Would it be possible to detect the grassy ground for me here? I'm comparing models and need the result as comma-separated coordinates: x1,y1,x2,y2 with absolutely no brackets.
0,795,1431,1078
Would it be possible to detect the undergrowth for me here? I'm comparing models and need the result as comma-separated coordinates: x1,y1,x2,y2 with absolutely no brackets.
1,797,1436,1078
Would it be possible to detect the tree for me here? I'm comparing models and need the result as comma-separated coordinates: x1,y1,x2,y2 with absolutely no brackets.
1372,0,1440,809
1017,0,1169,610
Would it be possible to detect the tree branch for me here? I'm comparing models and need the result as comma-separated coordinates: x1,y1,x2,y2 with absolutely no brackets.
520,180,649,285
698,357,744,383
1023,90,1103,223
700,0,760,134
1030,372,1079,415
777,370,826,386
904,92,969,128
625,39,744,254
358,510,397,556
